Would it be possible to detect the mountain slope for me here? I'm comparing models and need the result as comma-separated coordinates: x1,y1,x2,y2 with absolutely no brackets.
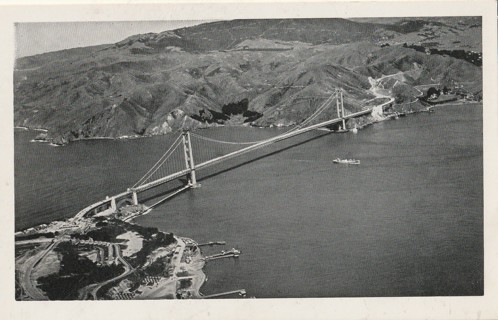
14,18,482,144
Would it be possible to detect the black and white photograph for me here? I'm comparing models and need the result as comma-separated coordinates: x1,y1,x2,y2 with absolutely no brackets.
2,1,498,319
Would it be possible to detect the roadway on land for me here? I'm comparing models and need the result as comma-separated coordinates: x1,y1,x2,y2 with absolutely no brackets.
79,243,134,300
137,236,186,299
20,240,61,300
15,238,54,246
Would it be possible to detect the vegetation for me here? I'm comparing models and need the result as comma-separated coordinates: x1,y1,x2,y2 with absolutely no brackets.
402,43,481,66
76,220,127,242
14,18,482,145
29,216,176,300
144,259,169,277
37,242,124,300
131,231,175,267
176,270,189,277
178,279,192,290
15,232,55,241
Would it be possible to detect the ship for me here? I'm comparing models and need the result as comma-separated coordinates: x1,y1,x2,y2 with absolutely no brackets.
333,158,360,165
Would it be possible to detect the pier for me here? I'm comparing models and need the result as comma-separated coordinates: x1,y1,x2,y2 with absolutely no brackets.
204,248,241,261
202,289,246,299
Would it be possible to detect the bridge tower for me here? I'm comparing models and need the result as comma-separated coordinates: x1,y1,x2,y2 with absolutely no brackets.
132,191,138,205
182,131,200,188
336,88,347,130
340,89,346,130
125,188,139,205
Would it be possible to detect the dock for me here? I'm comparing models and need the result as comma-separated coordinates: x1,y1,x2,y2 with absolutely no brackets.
205,254,239,261
204,248,241,261
203,289,246,299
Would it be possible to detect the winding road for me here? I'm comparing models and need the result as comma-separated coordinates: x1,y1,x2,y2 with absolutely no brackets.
19,240,62,300
79,243,134,300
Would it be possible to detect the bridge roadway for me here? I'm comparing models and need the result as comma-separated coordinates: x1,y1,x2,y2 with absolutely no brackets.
134,107,376,193
74,191,130,220
192,108,374,171
73,98,393,221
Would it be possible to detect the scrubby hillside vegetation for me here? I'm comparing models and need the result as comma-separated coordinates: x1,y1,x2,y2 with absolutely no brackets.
14,18,482,145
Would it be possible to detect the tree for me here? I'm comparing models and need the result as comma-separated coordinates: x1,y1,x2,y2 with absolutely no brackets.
426,87,440,99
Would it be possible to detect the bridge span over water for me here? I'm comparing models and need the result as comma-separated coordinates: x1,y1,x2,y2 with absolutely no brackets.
73,90,393,220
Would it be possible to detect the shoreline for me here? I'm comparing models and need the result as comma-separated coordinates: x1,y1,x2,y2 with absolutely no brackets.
15,126,48,132
17,99,481,147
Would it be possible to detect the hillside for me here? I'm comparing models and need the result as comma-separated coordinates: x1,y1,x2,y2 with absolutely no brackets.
14,18,482,145
351,17,482,52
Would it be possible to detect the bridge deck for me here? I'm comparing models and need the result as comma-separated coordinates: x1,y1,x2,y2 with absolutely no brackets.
135,108,373,193
73,96,394,221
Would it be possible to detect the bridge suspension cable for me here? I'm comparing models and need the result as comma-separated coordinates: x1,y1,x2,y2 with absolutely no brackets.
132,133,183,188
189,132,264,145
287,91,338,131
189,91,339,146
128,88,350,198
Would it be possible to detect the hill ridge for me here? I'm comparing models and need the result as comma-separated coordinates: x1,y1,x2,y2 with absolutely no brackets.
14,18,482,145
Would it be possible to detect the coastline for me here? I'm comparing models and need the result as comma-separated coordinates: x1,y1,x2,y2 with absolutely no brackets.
15,126,48,132
18,98,480,147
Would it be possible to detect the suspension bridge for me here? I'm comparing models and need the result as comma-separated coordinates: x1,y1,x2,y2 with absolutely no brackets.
73,89,393,220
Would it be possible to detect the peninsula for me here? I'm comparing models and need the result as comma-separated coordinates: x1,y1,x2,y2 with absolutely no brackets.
15,204,242,300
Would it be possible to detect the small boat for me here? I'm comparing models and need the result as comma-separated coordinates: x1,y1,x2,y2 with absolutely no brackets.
333,158,360,165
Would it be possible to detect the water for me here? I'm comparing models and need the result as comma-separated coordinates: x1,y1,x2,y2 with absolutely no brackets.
15,104,483,297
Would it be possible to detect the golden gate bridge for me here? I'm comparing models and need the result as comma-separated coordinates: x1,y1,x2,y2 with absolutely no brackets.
73,89,393,220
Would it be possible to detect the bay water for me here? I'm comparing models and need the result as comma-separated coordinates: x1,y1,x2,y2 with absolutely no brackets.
15,103,483,297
